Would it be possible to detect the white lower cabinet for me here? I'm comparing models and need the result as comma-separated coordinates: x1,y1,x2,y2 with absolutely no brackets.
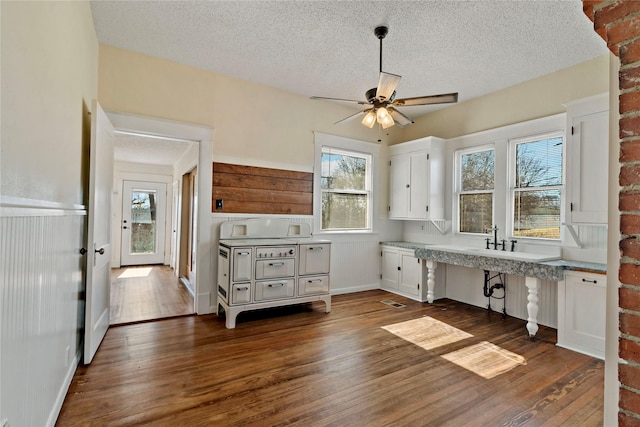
381,245,444,302
557,270,606,359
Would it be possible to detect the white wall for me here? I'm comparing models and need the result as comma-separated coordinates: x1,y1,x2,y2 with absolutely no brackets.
0,1,98,426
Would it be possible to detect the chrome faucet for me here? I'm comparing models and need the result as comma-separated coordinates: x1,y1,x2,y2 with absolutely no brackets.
486,225,498,250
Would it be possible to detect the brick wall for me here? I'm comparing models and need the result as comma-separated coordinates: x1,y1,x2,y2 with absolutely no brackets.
583,1,640,424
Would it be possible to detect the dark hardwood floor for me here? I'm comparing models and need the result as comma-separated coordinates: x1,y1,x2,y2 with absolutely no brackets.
110,265,194,325
58,290,603,426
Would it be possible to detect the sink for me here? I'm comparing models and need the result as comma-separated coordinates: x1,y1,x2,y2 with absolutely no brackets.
428,244,560,262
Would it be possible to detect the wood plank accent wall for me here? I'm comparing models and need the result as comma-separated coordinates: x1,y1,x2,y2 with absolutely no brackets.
212,162,313,215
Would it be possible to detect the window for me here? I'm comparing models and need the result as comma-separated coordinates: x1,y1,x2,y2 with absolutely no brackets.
456,146,495,234
511,133,564,240
320,147,372,231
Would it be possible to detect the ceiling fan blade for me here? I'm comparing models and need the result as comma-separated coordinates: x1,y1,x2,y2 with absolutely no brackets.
310,96,369,105
392,92,458,107
334,110,366,125
376,72,401,101
387,107,414,128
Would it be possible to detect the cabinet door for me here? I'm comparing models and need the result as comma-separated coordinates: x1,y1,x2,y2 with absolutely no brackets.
381,247,399,290
232,248,252,281
398,252,421,296
563,272,606,358
569,110,608,223
389,154,410,218
218,247,230,290
299,244,330,275
408,151,428,219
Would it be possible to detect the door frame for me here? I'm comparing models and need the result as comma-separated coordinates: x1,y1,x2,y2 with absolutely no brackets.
120,180,168,266
105,111,214,315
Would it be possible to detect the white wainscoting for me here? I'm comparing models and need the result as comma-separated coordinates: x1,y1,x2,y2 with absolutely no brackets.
444,265,558,328
1,201,85,427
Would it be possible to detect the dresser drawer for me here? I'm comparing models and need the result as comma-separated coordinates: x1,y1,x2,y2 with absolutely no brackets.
231,283,252,305
298,275,330,296
255,258,295,280
255,279,295,302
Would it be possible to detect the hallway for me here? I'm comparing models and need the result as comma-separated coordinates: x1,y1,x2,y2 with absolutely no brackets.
110,265,194,325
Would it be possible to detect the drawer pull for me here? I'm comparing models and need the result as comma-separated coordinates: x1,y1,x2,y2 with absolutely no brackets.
307,279,322,283
268,282,285,288
238,252,250,256
237,286,249,291
269,262,285,266
582,278,598,284
309,247,323,251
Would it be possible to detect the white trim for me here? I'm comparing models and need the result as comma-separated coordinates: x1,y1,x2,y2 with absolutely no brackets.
313,132,380,235
105,111,214,315
453,144,495,236
446,113,566,247
508,130,565,242
0,195,86,217
106,111,211,142
45,351,82,427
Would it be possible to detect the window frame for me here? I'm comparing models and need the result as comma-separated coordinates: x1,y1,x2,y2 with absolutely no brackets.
454,144,496,236
313,133,378,235
508,131,565,242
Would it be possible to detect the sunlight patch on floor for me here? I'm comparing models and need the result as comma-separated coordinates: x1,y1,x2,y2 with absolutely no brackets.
381,316,473,350
118,267,152,278
441,341,527,379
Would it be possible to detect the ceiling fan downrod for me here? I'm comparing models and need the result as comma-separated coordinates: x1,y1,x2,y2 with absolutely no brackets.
375,26,388,73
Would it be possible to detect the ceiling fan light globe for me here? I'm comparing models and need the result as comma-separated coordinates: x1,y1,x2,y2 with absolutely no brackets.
377,107,395,128
376,106,391,121
380,116,395,129
361,111,376,128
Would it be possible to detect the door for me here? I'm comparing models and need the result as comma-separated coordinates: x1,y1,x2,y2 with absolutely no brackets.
408,151,428,219
85,101,115,364
120,180,167,266
389,154,410,218
179,167,198,286
569,110,609,223
170,180,179,270
380,246,399,290
399,252,420,296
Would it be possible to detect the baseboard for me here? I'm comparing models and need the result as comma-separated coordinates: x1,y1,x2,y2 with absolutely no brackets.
46,350,81,427
556,343,604,360
331,283,379,295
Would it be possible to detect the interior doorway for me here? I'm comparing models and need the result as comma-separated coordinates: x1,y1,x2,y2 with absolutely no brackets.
105,111,214,316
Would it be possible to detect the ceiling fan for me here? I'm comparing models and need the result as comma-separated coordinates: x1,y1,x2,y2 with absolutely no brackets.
311,26,458,129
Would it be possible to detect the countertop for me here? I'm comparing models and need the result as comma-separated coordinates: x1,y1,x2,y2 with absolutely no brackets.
380,241,606,280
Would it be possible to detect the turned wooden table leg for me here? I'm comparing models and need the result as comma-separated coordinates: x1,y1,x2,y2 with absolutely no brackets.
525,276,540,338
426,260,437,304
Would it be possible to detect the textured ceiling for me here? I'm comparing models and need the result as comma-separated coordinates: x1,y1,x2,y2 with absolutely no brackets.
92,0,607,163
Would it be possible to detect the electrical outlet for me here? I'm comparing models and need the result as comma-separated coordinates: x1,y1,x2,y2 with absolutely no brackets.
215,199,223,210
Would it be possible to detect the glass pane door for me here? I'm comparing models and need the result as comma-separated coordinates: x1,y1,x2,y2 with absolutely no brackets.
130,190,157,254
121,180,167,266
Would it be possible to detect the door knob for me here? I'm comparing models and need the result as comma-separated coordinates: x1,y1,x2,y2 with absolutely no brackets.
95,248,105,255
123,226,128,229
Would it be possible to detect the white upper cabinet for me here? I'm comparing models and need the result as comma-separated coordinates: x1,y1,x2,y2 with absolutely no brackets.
388,136,445,220
565,93,609,224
